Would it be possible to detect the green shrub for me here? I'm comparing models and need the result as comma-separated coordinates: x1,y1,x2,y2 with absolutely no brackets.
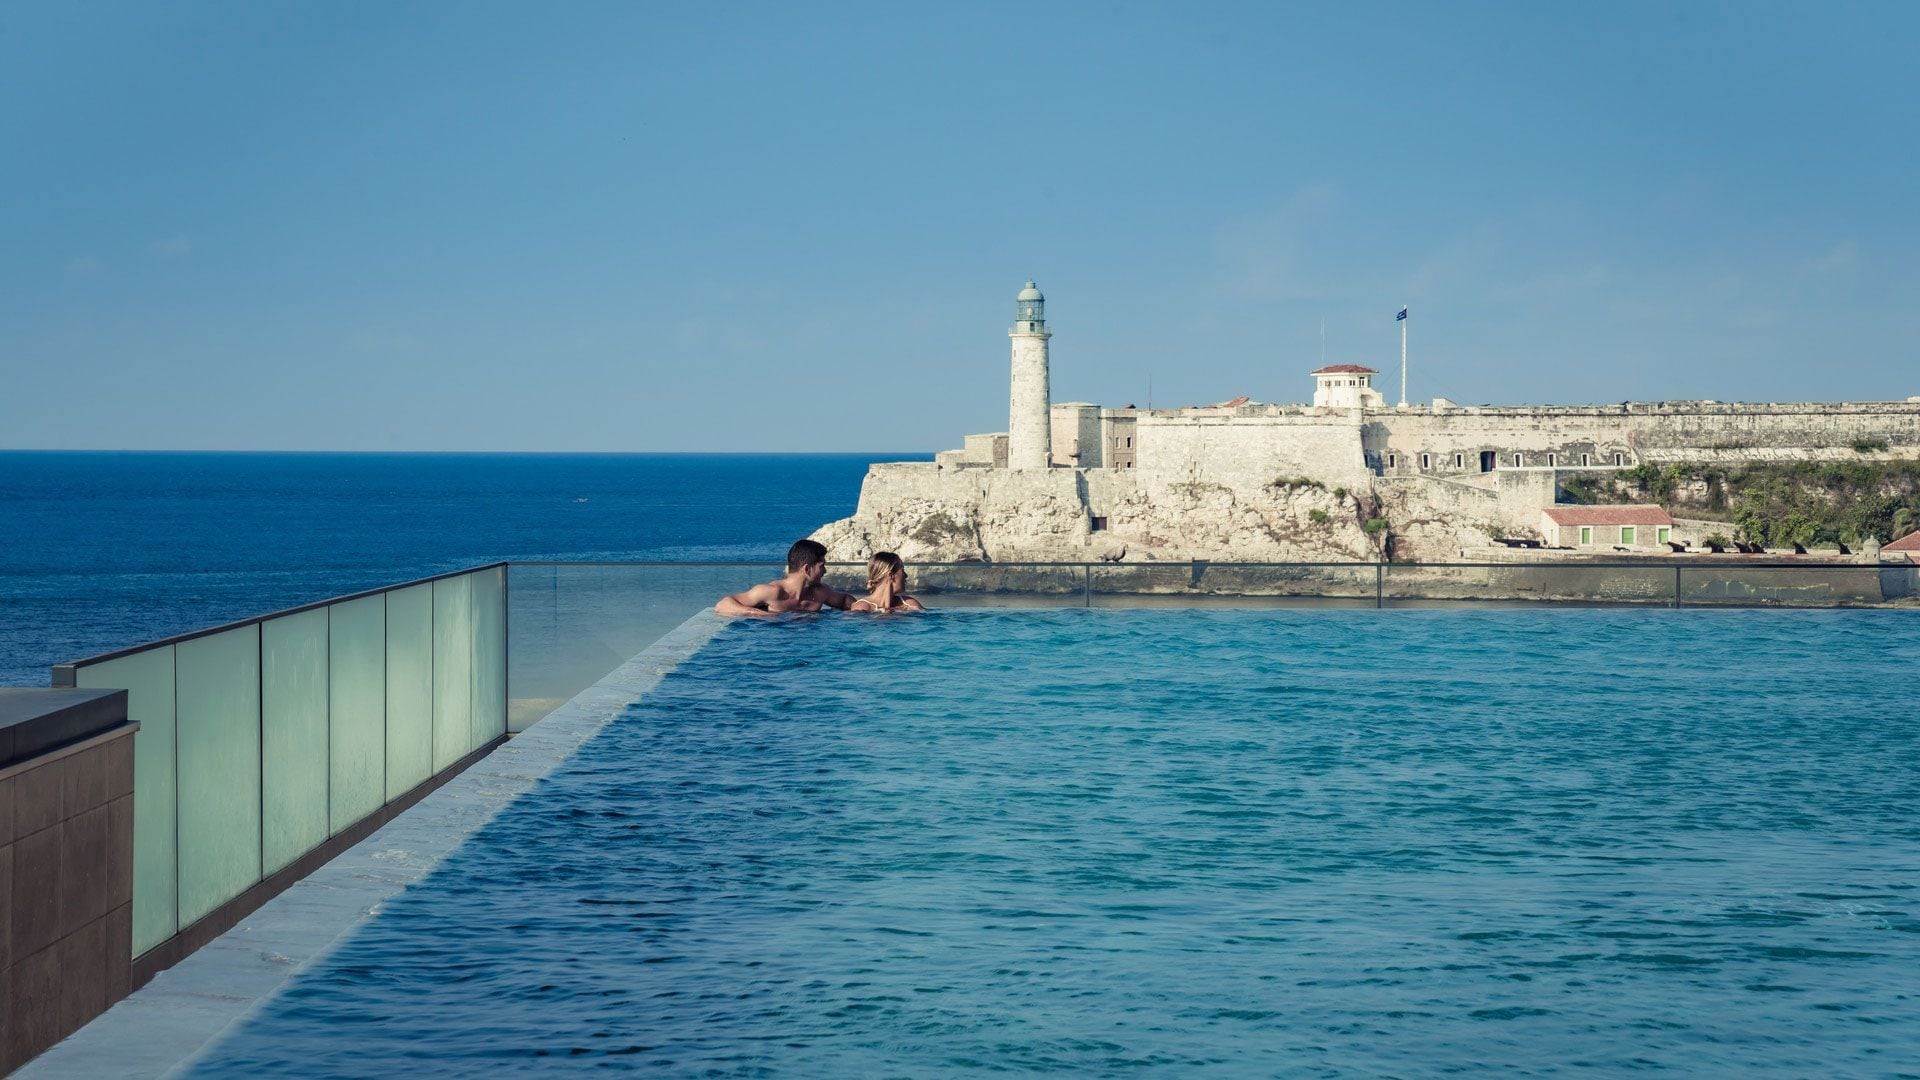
1271,476,1324,490
1308,509,1330,525
1560,476,1612,504
1852,437,1890,453
1619,462,1685,502
907,511,971,547
1559,458,1920,547
1704,532,1730,548
1363,517,1389,534
1892,507,1918,539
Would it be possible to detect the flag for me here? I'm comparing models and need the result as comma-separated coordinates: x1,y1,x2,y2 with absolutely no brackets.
1396,307,1408,321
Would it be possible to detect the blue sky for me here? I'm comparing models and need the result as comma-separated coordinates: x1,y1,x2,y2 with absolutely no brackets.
3,1,1914,452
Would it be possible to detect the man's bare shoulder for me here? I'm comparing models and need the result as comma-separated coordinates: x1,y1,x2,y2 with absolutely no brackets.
716,578,791,615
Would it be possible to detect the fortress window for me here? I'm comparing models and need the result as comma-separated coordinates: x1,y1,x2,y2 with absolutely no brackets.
1621,526,1637,545
1091,516,1109,532
1387,453,1397,469
1579,526,1593,545
1582,453,1591,466
1126,436,1133,448
1453,453,1464,469
1125,461,1133,469
1548,453,1558,467
1657,526,1671,544
1613,453,1624,466
1420,453,1431,469
1513,453,1523,467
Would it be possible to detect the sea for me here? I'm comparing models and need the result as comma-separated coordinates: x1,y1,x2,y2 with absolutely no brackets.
189,607,1920,1076
0,451,924,687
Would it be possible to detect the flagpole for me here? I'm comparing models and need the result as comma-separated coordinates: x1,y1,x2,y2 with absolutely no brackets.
1398,306,1408,408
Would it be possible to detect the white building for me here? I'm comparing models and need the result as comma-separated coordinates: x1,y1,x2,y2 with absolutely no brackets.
1311,364,1386,409
1540,505,1674,549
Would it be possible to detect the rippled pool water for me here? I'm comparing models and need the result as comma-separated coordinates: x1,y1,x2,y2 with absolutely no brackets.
191,609,1920,1076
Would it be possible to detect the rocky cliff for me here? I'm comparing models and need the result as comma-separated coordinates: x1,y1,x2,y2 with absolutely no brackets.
808,463,1447,563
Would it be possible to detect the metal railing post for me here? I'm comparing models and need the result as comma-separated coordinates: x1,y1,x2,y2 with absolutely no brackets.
1376,562,1384,609
1084,563,1092,608
1674,564,1682,610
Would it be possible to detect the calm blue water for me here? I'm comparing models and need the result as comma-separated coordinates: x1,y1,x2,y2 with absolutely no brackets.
0,451,919,685
191,609,1920,1077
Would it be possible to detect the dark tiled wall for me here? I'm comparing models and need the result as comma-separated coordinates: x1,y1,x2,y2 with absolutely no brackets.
1,729,135,1074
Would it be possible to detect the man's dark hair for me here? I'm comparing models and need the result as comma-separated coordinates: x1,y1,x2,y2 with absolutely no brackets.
786,539,828,572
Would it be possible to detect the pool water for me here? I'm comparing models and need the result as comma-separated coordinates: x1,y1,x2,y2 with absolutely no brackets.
190,609,1920,1076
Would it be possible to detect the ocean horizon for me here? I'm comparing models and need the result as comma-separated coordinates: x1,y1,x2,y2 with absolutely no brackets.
0,450,929,686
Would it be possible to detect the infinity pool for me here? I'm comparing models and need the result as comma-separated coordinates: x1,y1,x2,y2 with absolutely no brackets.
190,610,1920,1076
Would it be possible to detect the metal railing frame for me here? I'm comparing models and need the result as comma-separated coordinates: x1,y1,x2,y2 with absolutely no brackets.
508,558,1907,611
51,562,513,683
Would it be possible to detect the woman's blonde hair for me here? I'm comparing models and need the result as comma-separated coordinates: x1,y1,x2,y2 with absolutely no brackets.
865,551,905,608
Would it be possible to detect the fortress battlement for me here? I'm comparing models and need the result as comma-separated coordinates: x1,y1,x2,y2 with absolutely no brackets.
1094,399,1920,422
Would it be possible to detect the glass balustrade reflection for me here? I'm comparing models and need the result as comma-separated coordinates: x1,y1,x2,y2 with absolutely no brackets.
507,564,757,731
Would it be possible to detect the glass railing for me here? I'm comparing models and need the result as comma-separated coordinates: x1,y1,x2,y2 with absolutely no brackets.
507,563,762,731
53,564,507,959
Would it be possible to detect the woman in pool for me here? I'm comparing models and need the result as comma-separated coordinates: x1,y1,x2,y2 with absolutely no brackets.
850,551,925,613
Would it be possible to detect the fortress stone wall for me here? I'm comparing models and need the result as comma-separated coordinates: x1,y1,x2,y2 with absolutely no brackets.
1369,401,1920,475
1136,413,1373,489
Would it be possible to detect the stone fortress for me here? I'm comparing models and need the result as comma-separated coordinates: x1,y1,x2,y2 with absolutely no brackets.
812,282,1920,564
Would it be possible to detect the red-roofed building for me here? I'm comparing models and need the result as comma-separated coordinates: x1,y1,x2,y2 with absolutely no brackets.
1311,365,1384,409
1883,531,1920,559
1540,504,1675,549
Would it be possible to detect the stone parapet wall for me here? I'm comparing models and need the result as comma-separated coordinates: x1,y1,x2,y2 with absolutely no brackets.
1136,413,1372,489
1,689,136,1074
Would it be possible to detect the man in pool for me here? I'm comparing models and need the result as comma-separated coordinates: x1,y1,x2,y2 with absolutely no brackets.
714,538,857,617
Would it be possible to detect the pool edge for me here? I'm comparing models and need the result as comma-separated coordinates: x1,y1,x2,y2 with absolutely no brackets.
16,611,730,1080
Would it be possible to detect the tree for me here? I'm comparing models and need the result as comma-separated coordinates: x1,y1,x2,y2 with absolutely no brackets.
1894,507,1919,541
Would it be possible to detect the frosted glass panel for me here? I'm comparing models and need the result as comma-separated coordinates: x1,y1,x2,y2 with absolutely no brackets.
262,608,329,874
76,646,178,957
384,583,434,799
175,626,263,926
432,575,473,770
329,594,386,833
470,567,507,748
506,564,745,731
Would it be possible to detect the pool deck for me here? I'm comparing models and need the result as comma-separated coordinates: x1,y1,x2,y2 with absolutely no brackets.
17,612,726,1080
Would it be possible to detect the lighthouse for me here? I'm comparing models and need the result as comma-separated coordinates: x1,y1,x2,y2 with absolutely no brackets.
1008,280,1052,469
